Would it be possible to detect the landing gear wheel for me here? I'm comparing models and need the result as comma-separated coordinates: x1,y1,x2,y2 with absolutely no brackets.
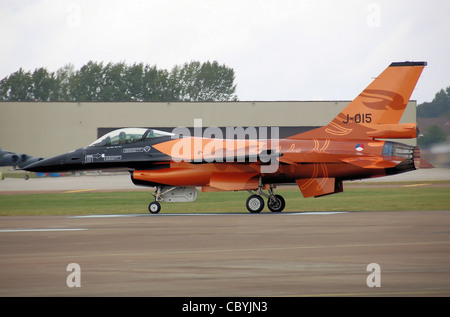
148,201,161,214
246,195,264,213
268,194,285,212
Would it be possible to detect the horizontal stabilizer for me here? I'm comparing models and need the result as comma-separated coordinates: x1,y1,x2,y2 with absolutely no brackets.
419,158,434,169
366,123,417,139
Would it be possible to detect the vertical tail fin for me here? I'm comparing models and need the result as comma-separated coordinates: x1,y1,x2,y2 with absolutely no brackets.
334,61,426,126
291,61,427,139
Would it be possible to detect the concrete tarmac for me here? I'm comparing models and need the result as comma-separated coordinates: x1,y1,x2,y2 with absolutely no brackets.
1,168,449,298
1,210,449,297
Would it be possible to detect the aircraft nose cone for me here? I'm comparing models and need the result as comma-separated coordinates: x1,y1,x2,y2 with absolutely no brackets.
22,154,67,172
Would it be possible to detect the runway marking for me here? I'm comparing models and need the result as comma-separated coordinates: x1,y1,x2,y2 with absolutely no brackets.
63,189,97,193
69,214,221,218
0,228,87,233
70,211,349,218
401,183,430,187
290,212,348,215
70,214,144,218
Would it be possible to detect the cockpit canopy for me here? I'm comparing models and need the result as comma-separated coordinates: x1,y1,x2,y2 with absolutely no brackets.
89,128,175,147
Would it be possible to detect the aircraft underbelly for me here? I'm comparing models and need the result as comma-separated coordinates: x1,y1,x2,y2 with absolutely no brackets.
133,162,261,188
133,168,211,186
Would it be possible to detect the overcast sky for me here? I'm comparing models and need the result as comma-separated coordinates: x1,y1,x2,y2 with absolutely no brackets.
1,0,449,104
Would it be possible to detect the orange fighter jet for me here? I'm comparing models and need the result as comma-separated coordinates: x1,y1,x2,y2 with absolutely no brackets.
24,61,428,213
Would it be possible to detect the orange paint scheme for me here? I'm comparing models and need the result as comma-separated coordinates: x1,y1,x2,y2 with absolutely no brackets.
366,123,417,139
135,136,413,198
153,137,265,162
133,162,261,189
289,62,426,140
140,62,427,200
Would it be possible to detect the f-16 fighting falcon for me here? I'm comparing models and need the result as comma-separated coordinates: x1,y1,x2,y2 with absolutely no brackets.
24,61,428,214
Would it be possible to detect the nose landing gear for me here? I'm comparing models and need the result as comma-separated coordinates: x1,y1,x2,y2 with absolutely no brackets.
147,186,199,214
148,201,161,214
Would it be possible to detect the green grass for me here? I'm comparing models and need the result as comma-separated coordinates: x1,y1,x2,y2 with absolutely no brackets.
0,185,449,216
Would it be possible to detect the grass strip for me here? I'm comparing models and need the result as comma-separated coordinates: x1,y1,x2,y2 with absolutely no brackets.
0,186,449,216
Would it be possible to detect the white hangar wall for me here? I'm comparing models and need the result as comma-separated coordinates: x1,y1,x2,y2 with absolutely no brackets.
0,101,416,157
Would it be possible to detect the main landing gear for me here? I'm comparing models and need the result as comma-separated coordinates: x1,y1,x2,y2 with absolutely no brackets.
147,184,285,214
246,185,286,213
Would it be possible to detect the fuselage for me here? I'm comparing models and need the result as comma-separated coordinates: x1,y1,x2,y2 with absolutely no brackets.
24,132,419,189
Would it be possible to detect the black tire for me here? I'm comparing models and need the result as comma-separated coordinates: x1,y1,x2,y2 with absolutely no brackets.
246,195,264,213
268,194,285,212
148,201,161,214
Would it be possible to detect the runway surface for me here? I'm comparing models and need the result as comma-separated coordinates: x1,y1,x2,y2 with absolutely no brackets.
1,210,449,297
1,169,449,298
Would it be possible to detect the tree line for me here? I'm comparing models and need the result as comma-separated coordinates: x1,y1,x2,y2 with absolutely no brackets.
0,61,238,102
417,86,450,118
417,85,450,148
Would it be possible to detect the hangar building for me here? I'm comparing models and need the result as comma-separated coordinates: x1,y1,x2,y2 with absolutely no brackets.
0,101,417,158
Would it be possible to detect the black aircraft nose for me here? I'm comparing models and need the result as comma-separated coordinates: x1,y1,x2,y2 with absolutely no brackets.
22,153,68,173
